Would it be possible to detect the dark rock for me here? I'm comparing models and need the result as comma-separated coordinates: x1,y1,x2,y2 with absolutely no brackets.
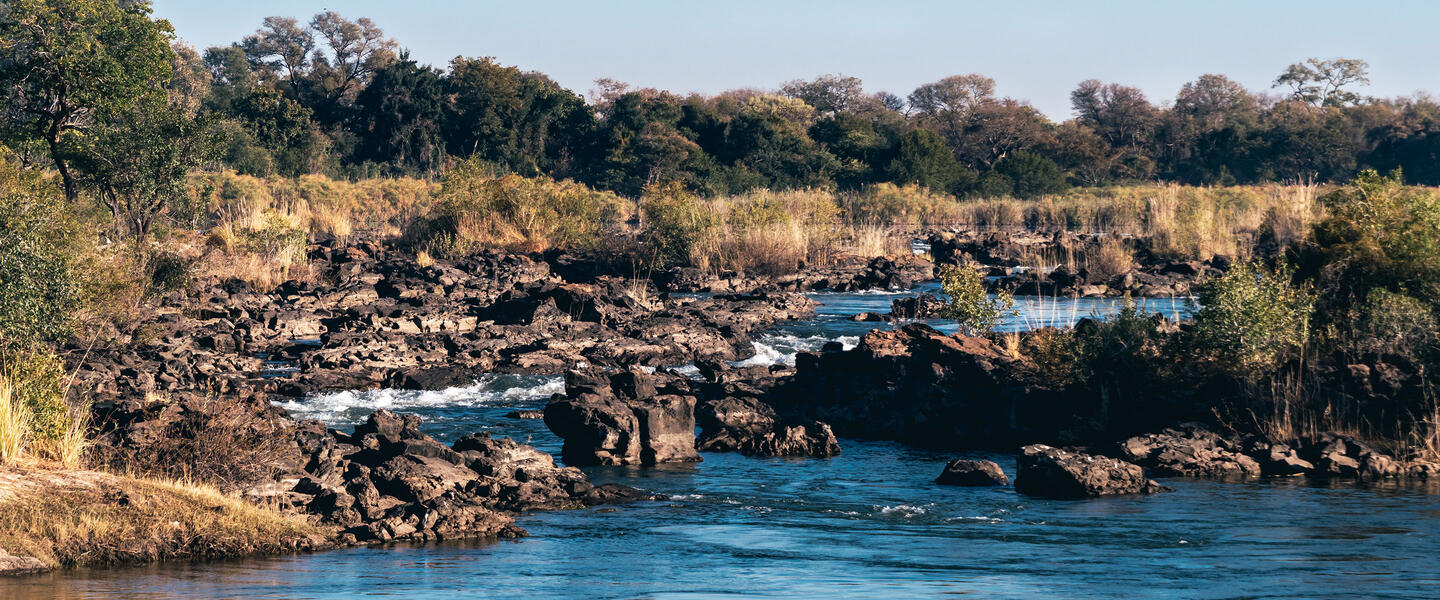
935,459,1009,486
1014,444,1169,498
1120,424,1261,478
695,396,840,458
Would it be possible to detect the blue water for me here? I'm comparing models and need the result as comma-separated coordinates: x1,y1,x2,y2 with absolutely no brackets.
8,289,1440,600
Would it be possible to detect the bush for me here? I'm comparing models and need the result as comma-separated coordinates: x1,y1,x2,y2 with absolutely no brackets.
0,154,90,343
417,159,628,256
1189,260,1315,379
1312,170,1440,318
1355,288,1436,359
995,150,1069,199
641,182,718,267
939,264,1015,335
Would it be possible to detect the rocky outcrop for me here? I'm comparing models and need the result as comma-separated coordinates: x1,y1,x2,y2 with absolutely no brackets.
1120,423,1261,478
768,324,1070,449
695,396,840,458
543,368,702,466
889,293,945,320
70,238,817,402
0,549,48,576
1014,444,1169,498
935,459,1009,486
289,410,654,544
656,255,933,294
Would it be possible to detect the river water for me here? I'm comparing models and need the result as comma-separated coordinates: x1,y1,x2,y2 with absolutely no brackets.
7,289,1440,599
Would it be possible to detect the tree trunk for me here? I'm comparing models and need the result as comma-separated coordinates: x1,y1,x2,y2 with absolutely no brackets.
46,122,78,202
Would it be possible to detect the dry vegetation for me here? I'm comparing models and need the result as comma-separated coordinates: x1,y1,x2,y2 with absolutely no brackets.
0,466,320,569
165,169,1338,287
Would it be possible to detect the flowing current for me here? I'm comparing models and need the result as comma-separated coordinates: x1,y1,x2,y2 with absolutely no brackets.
8,289,1440,599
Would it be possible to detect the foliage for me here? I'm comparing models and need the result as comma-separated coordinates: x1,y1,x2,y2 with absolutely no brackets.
418,159,626,255
0,347,72,448
994,150,1070,199
0,155,89,343
641,182,718,267
938,264,1015,335
1354,288,1437,359
0,0,176,199
1189,260,1315,379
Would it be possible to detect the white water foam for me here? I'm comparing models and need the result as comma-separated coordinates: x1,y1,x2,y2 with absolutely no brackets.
732,334,860,367
874,503,933,518
275,374,564,426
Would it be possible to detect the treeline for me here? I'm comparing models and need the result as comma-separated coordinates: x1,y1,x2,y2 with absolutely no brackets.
7,3,1440,209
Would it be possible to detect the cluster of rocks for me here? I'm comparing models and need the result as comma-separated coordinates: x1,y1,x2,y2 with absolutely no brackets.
1120,423,1438,480
851,292,947,323
933,447,1169,499
288,411,654,544
927,230,1223,298
542,364,842,464
656,255,933,294
70,239,817,402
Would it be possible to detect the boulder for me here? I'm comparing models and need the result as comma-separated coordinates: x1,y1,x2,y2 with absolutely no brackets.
695,396,840,458
1014,444,1169,498
544,369,701,466
1120,424,1261,478
935,459,1009,486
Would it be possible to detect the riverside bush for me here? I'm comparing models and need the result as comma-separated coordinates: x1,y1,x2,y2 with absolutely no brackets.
1189,260,1315,379
939,264,1015,335
0,156,89,343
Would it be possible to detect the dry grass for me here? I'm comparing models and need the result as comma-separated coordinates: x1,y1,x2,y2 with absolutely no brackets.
0,466,320,569
1081,236,1136,282
0,379,27,464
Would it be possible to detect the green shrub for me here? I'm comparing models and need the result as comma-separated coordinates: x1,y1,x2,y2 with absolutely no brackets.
1313,169,1440,316
147,250,194,293
0,346,71,443
642,182,719,267
1189,260,1315,379
0,152,90,343
1355,288,1436,359
939,264,1015,335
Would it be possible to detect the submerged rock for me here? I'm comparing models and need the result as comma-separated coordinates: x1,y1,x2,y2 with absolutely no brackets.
934,459,1009,486
1014,444,1169,498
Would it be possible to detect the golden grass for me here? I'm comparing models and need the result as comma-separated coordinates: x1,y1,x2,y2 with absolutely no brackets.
0,379,28,464
0,466,321,569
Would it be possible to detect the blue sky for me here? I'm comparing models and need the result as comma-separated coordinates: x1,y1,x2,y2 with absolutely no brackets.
151,0,1440,119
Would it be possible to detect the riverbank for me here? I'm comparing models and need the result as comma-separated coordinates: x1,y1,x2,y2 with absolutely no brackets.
0,465,324,575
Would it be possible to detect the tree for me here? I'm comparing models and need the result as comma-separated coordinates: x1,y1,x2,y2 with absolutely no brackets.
908,74,995,157
780,74,864,116
1274,58,1370,107
994,150,1068,198
888,128,968,193
240,12,396,122
76,100,221,240
1070,80,1160,149
354,55,445,174
444,57,592,176
0,0,175,200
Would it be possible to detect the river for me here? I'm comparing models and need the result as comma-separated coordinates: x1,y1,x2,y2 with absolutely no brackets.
7,289,1439,599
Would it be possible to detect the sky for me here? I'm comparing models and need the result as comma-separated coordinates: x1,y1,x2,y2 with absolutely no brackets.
151,0,1440,119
